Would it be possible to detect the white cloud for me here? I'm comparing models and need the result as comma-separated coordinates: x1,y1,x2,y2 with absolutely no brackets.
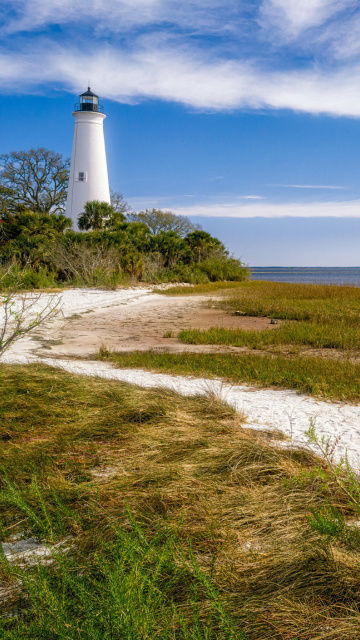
1,1,360,118
172,199,360,218
318,11,360,60
270,184,347,189
259,0,355,39
2,42,360,116
1,0,239,35
241,195,265,199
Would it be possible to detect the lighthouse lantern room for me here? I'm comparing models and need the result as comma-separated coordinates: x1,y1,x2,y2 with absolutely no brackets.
66,87,110,228
79,87,100,112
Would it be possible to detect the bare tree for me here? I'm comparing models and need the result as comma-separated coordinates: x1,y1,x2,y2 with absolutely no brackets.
0,148,70,214
126,209,200,237
0,290,62,359
49,242,121,286
0,261,62,359
110,189,132,216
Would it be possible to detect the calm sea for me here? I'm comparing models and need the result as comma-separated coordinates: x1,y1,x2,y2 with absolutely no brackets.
250,267,360,286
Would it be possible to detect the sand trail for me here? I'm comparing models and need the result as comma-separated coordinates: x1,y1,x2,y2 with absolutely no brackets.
2,286,360,467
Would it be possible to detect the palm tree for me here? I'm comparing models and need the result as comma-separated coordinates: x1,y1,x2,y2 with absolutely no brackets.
78,201,114,231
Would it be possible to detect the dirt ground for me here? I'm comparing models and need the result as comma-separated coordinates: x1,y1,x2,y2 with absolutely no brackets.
32,293,277,359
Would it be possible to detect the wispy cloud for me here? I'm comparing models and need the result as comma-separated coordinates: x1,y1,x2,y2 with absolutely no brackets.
2,43,360,116
269,184,348,190
259,0,356,40
172,199,360,218
241,195,265,199
0,0,241,35
1,1,360,117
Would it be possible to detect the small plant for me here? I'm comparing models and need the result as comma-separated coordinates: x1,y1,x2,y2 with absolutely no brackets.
0,265,62,358
163,330,174,338
306,419,360,508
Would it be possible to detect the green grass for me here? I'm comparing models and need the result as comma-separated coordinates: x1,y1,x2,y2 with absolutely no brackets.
0,364,245,639
98,348,360,402
179,322,360,351
223,280,360,326
161,279,360,325
162,280,360,353
4,364,360,637
2,524,241,640
3,364,360,637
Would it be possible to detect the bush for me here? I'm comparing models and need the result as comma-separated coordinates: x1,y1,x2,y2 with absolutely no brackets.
49,242,126,288
0,203,249,289
0,264,59,291
197,257,249,282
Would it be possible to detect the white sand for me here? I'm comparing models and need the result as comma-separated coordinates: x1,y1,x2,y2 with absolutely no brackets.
2,287,360,468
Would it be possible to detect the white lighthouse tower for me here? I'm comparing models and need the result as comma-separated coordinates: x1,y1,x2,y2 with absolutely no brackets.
66,88,111,228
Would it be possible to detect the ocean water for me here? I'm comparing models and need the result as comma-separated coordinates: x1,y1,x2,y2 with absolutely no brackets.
250,267,360,286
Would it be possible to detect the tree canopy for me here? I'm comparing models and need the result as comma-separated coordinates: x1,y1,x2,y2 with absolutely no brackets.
127,208,199,237
0,148,70,214
78,201,126,231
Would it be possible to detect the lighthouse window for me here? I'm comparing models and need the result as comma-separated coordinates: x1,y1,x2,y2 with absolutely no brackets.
78,172,87,182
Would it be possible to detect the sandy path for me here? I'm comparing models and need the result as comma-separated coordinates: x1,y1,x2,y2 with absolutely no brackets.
7,286,273,359
2,287,360,467
4,353,360,468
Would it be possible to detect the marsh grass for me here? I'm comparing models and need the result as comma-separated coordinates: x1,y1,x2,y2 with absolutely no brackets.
160,280,360,355
179,322,360,351
98,348,360,402
222,280,360,326
3,364,360,637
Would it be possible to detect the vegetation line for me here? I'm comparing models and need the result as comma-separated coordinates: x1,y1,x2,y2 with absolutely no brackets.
98,347,360,403
178,322,360,351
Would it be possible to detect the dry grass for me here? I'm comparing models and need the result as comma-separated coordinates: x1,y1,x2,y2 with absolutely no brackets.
1,364,360,637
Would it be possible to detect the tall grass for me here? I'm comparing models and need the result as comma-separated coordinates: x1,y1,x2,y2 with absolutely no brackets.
98,348,360,402
2,364,360,637
1,523,240,639
223,280,360,326
179,322,360,350
162,279,360,325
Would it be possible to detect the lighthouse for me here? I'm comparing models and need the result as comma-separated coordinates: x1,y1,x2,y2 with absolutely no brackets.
66,88,111,228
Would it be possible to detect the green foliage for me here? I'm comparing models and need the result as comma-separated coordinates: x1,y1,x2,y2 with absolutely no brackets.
197,257,248,282
0,525,241,639
186,230,224,264
150,231,188,269
0,193,248,288
0,264,59,290
78,200,127,231
0,207,72,268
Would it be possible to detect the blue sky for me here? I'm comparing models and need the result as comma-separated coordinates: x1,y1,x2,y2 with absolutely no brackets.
1,0,360,265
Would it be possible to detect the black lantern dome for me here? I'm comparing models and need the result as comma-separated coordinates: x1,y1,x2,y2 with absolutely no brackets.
75,87,103,112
